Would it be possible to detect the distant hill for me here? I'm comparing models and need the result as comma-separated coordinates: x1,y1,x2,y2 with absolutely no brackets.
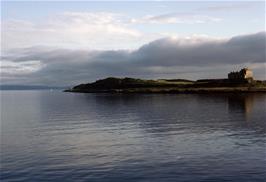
0,85,67,90
70,77,194,91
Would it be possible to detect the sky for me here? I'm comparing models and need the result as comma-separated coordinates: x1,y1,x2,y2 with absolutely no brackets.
1,1,265,86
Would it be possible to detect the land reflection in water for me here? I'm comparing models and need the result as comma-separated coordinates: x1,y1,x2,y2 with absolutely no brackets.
227,93,265,119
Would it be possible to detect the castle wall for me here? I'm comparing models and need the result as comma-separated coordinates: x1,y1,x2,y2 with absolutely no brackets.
244,70,253,79
228,68,253,83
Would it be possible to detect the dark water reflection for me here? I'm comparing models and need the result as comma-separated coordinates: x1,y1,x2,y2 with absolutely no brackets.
1,91,266,182
227,94,255,117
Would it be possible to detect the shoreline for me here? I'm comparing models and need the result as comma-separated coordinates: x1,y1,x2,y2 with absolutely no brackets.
65,77,266,94
65,87,266,94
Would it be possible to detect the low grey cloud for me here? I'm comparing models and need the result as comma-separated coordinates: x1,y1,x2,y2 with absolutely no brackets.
1,32,265,86
130,13,222,24
196,2,260,12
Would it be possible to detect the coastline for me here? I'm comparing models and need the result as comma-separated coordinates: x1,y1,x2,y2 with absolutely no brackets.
65,77,266,94
65,87,266,94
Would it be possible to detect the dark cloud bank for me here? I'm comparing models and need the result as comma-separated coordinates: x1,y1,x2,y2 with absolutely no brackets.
2,32,266,86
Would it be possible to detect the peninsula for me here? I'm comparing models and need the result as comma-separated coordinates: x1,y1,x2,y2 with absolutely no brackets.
65,68,266,93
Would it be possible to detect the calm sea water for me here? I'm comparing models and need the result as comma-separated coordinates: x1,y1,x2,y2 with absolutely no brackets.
1,91,266,182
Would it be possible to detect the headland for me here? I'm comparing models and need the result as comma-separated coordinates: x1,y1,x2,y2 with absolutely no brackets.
65,68,266,93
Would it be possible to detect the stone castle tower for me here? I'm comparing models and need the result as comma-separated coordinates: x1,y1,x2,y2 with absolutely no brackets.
228,68,253,83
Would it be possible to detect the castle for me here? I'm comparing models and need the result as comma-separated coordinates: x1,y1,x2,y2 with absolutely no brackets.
196,68,254,84
228,68,253,83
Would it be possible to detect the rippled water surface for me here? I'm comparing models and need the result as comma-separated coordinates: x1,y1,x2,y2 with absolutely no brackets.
1,91,266,182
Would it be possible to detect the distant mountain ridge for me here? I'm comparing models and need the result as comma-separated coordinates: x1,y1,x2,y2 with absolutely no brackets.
0,85,67,90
